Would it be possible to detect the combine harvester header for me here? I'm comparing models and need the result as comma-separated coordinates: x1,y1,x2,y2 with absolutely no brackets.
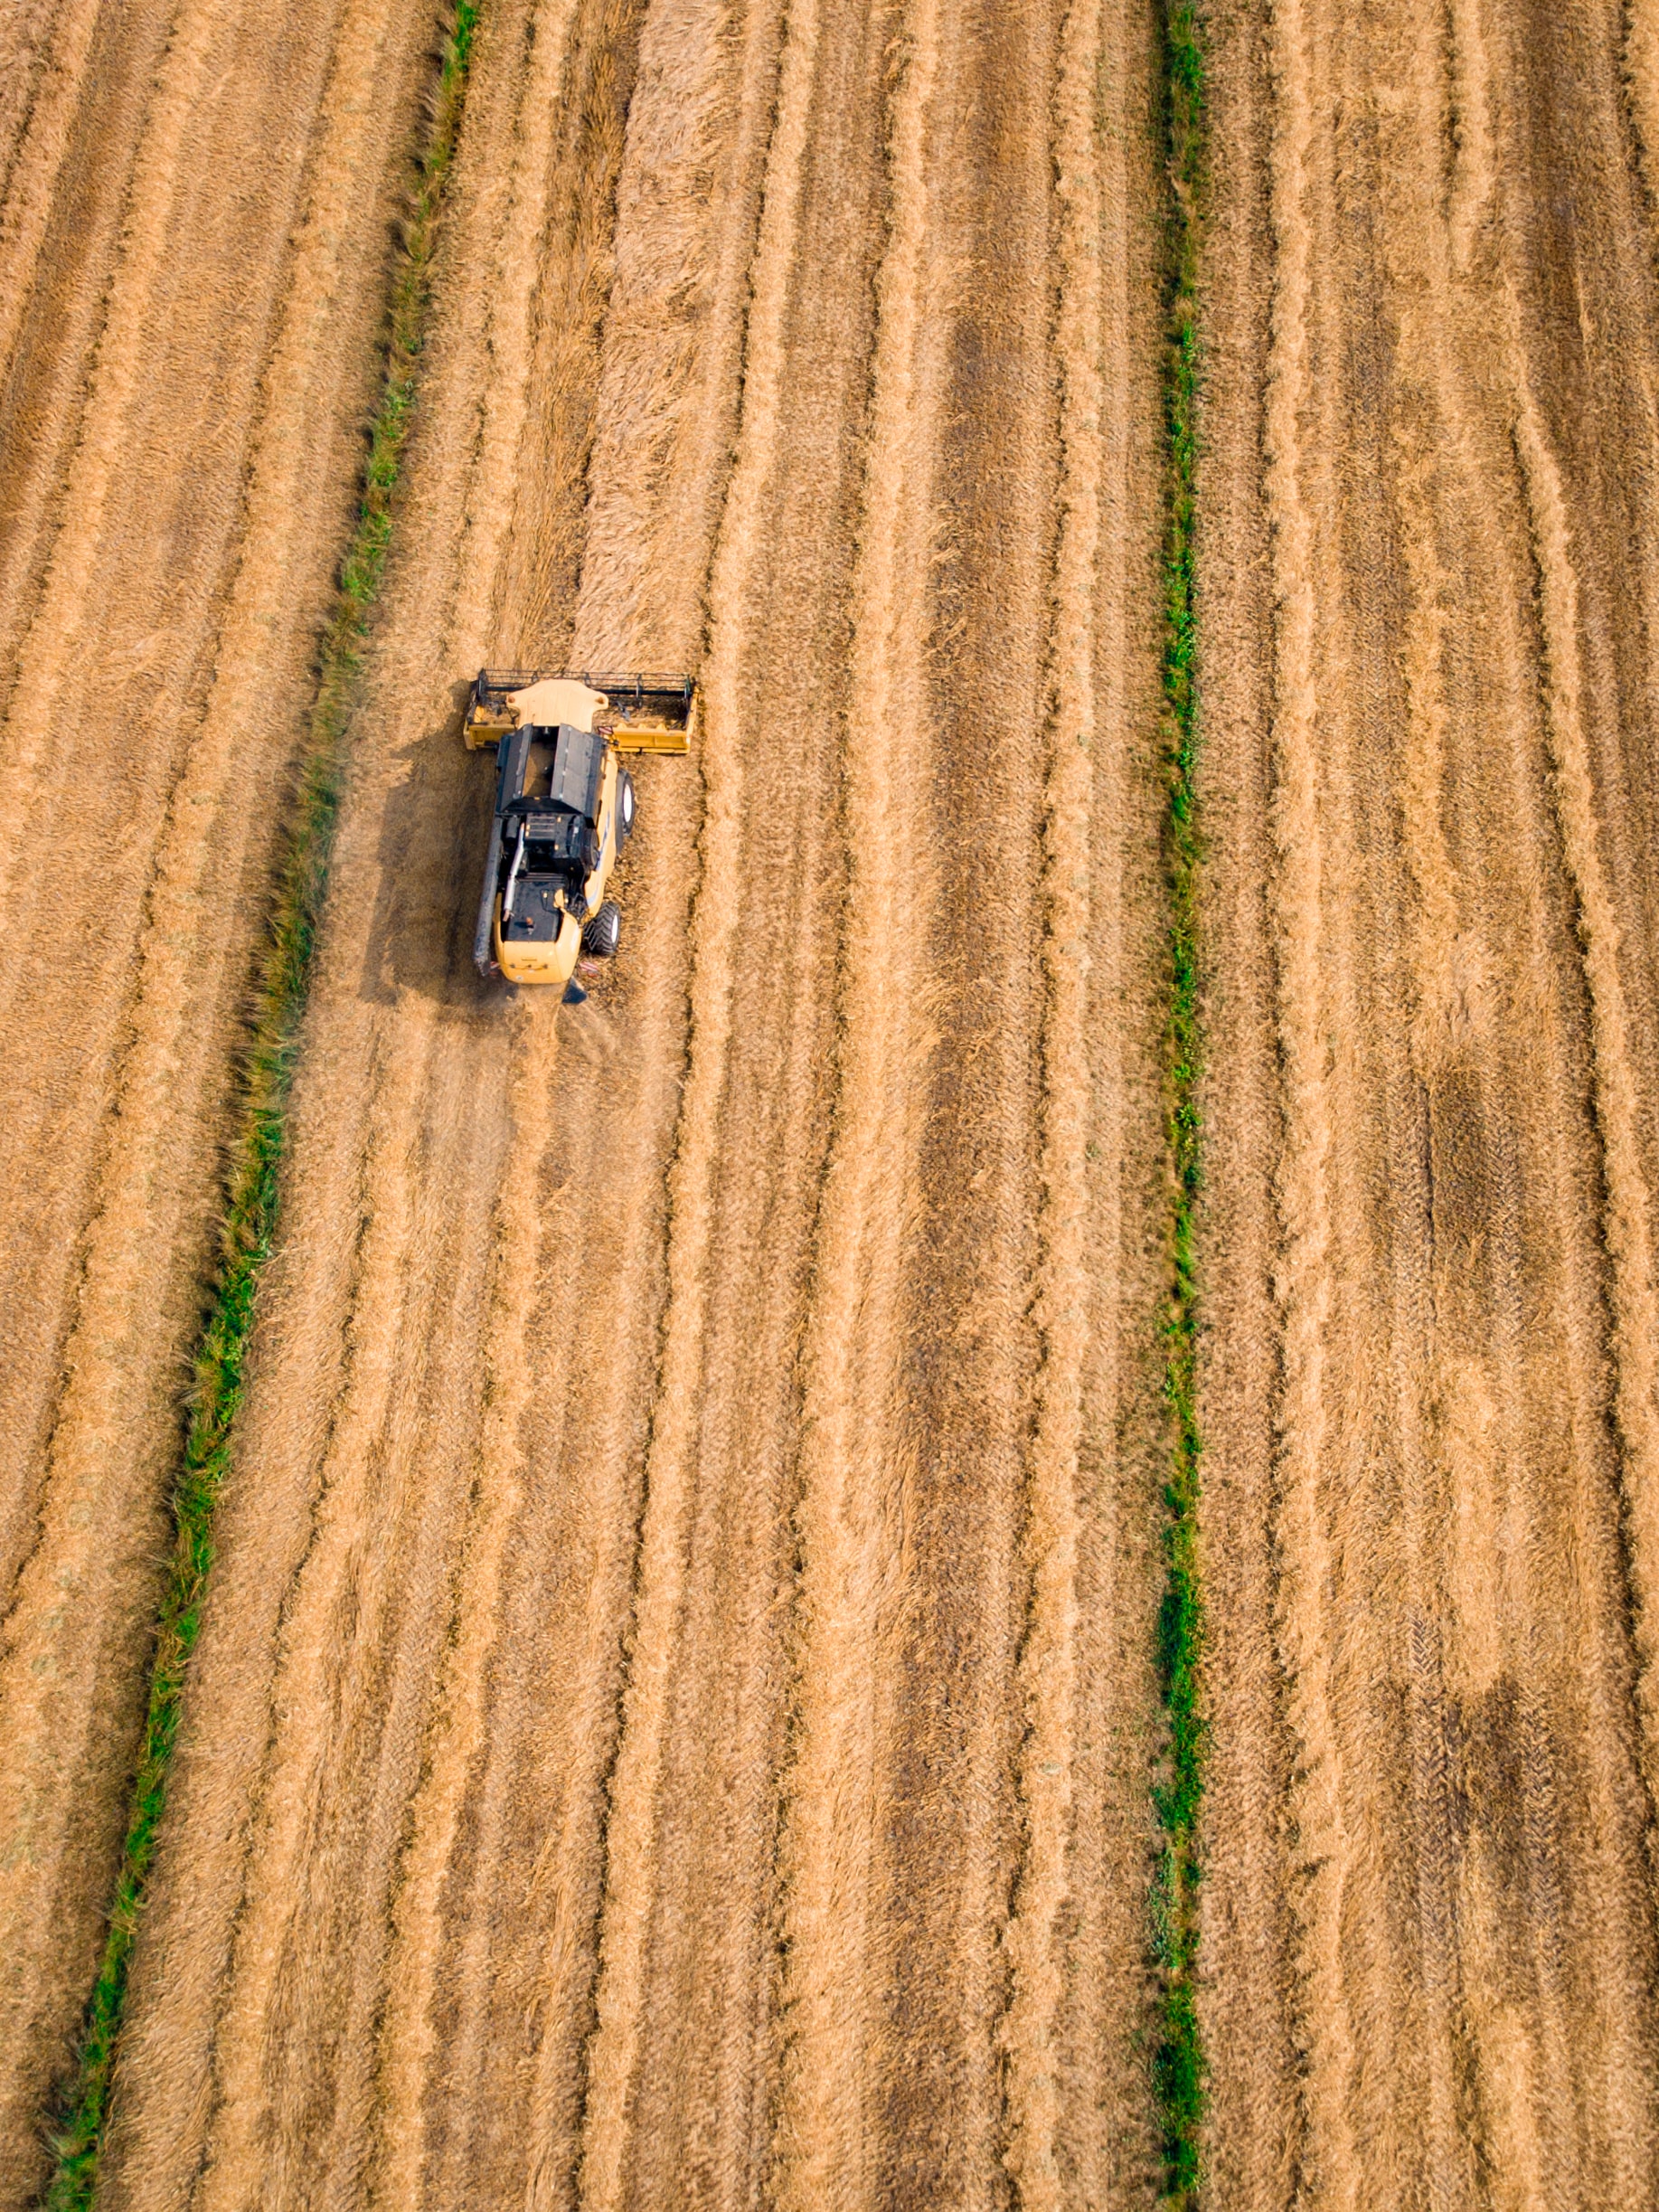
464,668,696,996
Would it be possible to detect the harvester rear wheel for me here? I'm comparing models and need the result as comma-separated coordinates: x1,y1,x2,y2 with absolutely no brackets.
582,900,621,959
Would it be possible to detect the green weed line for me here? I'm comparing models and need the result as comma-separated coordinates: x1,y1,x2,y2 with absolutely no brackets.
1151,0,1207,2202
41,8,479,2203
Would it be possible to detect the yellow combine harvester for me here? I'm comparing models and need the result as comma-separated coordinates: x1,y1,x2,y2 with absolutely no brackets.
465,669,695,996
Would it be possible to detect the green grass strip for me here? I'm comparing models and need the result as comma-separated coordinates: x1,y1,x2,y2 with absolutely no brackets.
1150,0,1208,2204
40,8,479,2203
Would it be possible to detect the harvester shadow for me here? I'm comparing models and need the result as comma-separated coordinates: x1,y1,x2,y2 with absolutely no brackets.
356,677,510,1014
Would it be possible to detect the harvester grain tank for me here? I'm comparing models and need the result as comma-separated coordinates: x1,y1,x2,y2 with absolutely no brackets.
464,669,695,995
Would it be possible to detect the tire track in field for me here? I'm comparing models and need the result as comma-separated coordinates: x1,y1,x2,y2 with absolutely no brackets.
572,0,824,2198
1285,14,1460,2172
1370,223,1512,2212
1258,0,1356,2196
997,1,1107,2195
768,0,944,2198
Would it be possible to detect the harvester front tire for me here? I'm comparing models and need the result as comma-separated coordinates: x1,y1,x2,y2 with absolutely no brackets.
582,901,621,960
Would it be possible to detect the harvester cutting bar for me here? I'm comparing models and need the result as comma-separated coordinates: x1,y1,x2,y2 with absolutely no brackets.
465,668,696,753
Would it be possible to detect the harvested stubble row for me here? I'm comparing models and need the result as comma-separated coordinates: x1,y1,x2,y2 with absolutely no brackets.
5,0,1659,2202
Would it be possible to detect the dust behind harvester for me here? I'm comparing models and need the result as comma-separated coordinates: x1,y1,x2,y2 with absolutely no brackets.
465,669,695,994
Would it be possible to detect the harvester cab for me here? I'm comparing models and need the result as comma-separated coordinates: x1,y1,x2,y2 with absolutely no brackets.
464,669,695,995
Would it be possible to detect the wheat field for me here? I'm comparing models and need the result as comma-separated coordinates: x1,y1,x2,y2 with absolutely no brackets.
0,0,1656,2203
